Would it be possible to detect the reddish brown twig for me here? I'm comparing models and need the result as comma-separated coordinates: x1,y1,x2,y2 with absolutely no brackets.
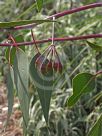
0,34,102,47
95,71,102,77
31,29,39,53
3,2,102,31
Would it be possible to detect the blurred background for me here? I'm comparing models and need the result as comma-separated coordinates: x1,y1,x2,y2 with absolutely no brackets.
0,0,102,136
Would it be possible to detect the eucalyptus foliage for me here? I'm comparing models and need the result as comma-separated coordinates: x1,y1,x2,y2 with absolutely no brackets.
0,0,102,136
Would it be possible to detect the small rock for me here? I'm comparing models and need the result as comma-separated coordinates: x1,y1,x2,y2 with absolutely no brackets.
13,103,19,109
2,107,8,112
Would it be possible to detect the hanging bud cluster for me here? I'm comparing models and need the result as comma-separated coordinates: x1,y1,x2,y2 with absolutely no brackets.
35,44,62,73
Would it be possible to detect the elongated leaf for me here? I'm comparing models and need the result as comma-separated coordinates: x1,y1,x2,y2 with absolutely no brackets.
13,48,29,134
6,66,14,120
14,34,24,43
16,3,36,19
36,0,43,11
77,20,99,35
87,41,102,52
87,114,102,136
6,47,16,65
5,35,25,65
29,53,54,123
0,19,56,28
67,73,95,107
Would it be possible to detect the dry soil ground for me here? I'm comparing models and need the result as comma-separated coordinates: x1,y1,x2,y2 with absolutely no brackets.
0,83,23,136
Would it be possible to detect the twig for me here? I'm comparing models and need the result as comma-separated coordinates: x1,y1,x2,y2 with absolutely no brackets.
0,34,102,47
9,2,102,30
95,71,102,77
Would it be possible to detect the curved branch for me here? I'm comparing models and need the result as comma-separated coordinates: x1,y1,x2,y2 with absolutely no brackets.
47,2,102,19
0,34,102,47
13,2,102,30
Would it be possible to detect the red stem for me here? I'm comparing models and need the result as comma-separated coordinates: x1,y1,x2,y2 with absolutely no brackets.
0,34,102,47
31,29,39,53
95,71,102,77
11,2,102,30
47,2,102,19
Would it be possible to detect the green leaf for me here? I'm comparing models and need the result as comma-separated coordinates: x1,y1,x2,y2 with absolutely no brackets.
29,53,54,123
5,35,25,65
67,73,95,107
14,34,25,51
16,3,36,19
15,34,24,42
13,48,29,134
77,20,99,35
87,114,102,136
6,66,14,120
5,47,16,65
87,41,102,52
36,0,43,11
0,19,56,28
